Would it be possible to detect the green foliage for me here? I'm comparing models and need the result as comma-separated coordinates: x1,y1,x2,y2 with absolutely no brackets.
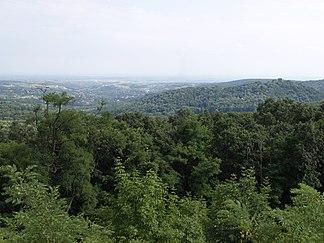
271,184,324,242
211,112,267,182
0,142,39,169
43,91,75,114
166,109,221,197
0,165,112,243
1,90,324,242
36,94,98,213
208,169,271,242
254,98,324,203
109,162,208,242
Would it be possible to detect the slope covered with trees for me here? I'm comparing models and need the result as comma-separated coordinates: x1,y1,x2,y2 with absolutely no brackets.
0,92,323,242
120,79,324,115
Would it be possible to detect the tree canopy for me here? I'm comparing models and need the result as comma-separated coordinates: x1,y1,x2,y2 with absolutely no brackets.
0,92,323,242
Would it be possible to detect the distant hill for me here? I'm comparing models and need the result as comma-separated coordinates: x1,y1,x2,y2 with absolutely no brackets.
211,78,274,87
118,79,324,115
301,79,324,91
1,78,324,119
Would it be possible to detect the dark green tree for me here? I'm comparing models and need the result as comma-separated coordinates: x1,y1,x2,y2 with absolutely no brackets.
168,109,221,197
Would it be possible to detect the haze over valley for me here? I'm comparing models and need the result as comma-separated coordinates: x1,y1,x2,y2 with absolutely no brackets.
1,76,323,120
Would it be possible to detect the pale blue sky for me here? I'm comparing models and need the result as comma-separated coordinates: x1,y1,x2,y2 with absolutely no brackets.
1,0,324,79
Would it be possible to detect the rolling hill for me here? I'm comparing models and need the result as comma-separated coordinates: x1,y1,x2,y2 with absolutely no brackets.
118,79,324,115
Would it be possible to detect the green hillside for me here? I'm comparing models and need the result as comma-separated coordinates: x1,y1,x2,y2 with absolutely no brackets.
119,79,324,115
302,79,324,90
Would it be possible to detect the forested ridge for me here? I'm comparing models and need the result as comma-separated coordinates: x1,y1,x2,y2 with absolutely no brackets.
120,79,324,114
0,91,324,242
2,79,324,120
0,78,200,120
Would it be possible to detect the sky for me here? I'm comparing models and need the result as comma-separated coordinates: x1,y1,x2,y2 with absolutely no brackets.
0,0,324,80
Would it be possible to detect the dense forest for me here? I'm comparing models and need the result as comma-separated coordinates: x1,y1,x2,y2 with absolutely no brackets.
121,79,324,115
0,91,324,242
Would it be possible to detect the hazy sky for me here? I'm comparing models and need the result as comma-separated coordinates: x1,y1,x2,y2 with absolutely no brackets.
1,0,324,79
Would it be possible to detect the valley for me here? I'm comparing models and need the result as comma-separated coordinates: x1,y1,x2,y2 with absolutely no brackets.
1,77,323,119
